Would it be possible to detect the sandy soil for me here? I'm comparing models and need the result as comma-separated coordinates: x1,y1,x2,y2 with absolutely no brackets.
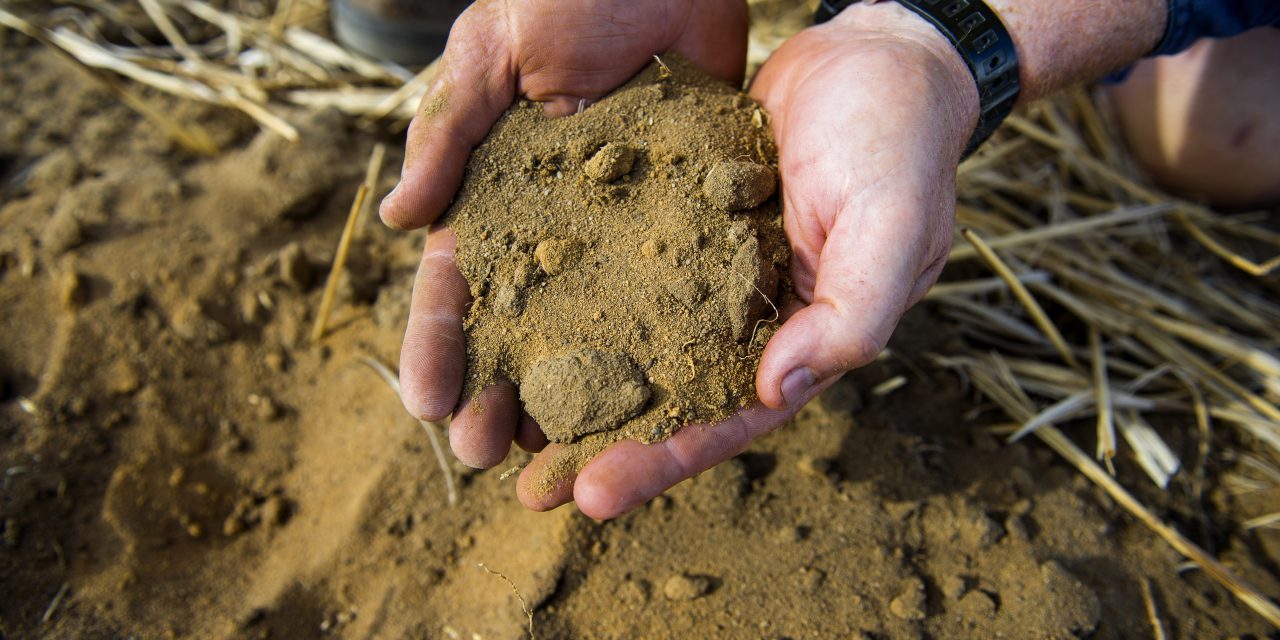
450,56,789,482
2,32,1278,640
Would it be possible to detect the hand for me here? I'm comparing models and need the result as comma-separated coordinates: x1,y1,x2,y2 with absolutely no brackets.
521,2,981,518
379,1,749,486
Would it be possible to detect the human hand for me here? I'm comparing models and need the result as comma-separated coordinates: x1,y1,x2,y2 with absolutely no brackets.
519,1,981,518
379,1,749,482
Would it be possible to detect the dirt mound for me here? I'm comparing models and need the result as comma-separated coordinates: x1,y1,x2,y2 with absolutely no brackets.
448,56,789,477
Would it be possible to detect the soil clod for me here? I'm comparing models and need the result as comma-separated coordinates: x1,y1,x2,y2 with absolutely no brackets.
448,56,789,479
583,142,636,183
520,349,650,442
703,160,776,211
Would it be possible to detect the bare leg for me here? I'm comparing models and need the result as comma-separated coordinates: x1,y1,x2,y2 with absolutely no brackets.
1107,28,1280,209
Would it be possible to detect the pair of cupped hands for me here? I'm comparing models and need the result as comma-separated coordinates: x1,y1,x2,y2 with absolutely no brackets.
379,0,979,519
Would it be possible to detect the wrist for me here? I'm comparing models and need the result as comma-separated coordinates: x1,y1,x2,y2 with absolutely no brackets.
820,2,980,158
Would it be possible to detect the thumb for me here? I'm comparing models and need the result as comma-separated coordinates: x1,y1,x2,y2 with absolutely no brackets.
379,5,516,230
756,203,946,409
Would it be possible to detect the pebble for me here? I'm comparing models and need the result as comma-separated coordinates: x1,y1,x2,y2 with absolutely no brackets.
889,578,927,620
263,349,287,373
260,495,288,527
797,567,826,593
106,360,141,396
57,268,86,310
583,142,636,182
533,238,580,276
640,238,663,258
663,574,712,601
702,161,776,211
41,205,85,256
248,393,281,421
277,242,311,290
941,575,967,600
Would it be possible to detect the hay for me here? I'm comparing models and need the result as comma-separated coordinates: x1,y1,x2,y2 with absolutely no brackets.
936,92,1279,626
1,0,427,144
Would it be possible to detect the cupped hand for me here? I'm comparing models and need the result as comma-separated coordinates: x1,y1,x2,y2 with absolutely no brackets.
528,2,982,519
381,2,748,475
387,0,982,520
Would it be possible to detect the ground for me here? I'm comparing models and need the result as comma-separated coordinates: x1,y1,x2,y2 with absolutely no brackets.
1,35,1277,639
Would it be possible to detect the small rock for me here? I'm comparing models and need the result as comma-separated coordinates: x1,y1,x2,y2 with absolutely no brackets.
797,567,826,593
263,349,287,373
772,525,806,544
106,360,141,396
663,574,712,601
57,268,86,310
171,300,229,344
962,512,1004,549
703,161,776,211
533,238,581,276
941,575,968,600
222,514,244,537
583,143,636,183
3,518,22,548
492,285,524,317
955,589,997,620
616,578,650,605
723,234,779,341
796,456,831,478
260,495,289,527
249,393,280,421
239,290,266,324
41,205,86,256
277,242,311,290
640,238,664,258
889,578,927,620
520,349,650,442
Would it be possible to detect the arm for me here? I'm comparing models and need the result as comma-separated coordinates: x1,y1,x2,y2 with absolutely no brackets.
983,0,1165,103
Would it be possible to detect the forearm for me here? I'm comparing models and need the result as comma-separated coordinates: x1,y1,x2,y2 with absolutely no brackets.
986,0,1166,103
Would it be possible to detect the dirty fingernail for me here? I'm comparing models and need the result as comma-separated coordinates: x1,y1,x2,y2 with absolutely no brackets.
781,367,816,408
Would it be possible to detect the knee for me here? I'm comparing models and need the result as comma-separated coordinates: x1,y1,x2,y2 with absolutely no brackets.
1107,31,1280,209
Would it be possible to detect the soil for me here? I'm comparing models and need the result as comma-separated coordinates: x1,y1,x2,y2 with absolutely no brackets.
448,57,787,481
2,23,1279,640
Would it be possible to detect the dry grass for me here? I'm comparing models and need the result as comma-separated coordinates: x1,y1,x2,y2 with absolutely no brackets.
1,0,426,149
934,89,1279,626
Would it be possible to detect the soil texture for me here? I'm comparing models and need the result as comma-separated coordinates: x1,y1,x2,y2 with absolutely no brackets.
449,56,787,478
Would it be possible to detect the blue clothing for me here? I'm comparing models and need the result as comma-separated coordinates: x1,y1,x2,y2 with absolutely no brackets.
1152,0,1280,56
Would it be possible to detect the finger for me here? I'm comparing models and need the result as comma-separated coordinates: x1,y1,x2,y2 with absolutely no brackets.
516,444,576,511
379,5,516,230
399,227,469,422
448,381,519,468
756,207,937,409
669,1,750,87
572,380,835,520
514,411,549,453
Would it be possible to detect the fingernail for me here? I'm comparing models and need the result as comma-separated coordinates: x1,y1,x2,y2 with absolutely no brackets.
781,367,816,408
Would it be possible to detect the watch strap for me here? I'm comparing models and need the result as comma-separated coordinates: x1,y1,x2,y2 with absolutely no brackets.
814,0,1021,158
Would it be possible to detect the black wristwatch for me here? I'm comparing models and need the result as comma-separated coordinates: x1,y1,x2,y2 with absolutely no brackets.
814,0,1020,158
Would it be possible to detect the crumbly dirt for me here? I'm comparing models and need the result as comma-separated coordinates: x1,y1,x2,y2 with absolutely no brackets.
448,56,788,479
1,23,1278,640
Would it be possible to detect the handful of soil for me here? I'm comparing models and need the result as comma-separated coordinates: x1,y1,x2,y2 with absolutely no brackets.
446,56,790,477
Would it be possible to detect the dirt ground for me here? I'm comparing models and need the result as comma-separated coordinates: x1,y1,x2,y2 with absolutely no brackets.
2,30,1278,640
